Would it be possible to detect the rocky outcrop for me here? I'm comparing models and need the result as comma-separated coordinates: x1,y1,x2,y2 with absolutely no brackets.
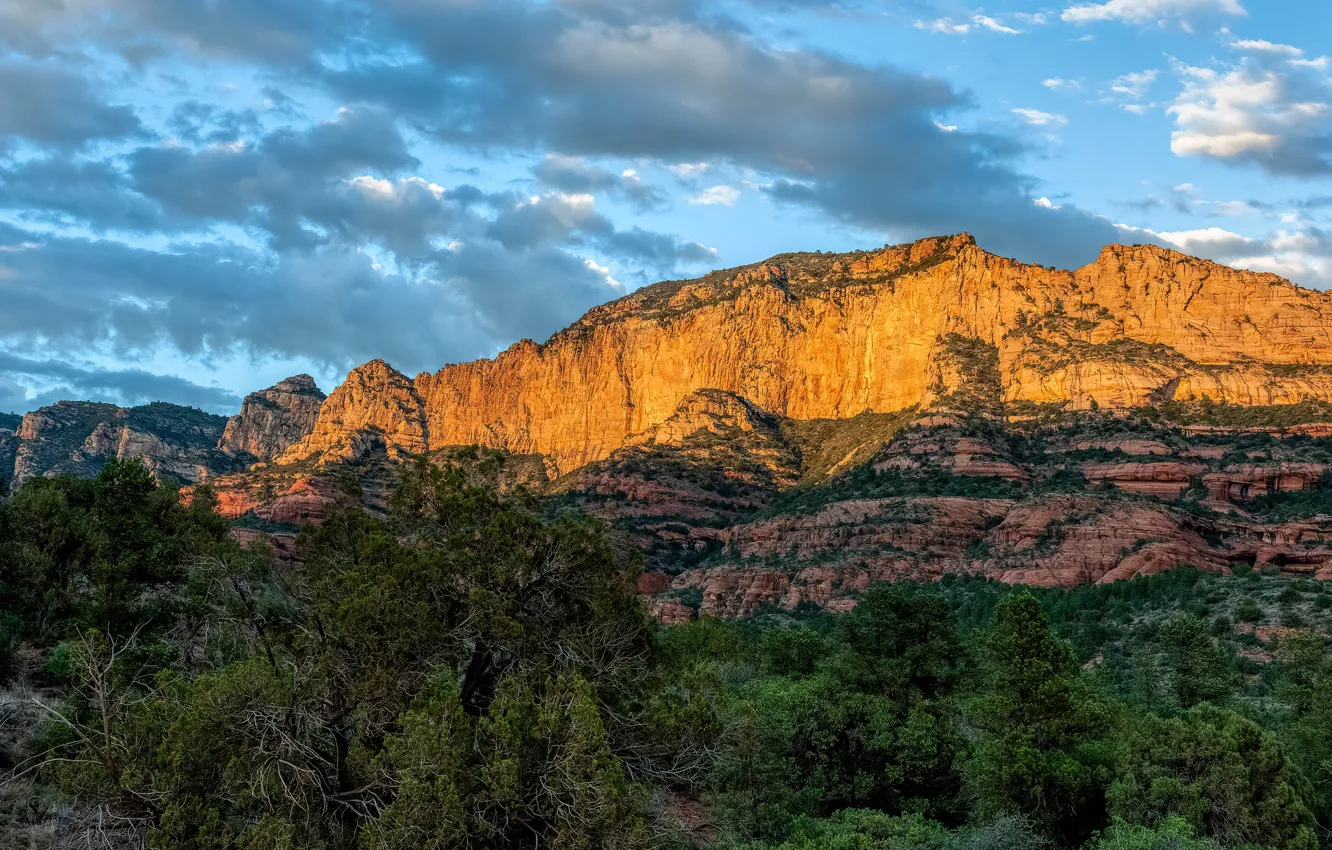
277,235,1332,475
279,361,426,463
0,413,18,486
1204,463,1329,504
557,389,806,569
5,401,234,486
1081,462,1205,499
219,375,325,462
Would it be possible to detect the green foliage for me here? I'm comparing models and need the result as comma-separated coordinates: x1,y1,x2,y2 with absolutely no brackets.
1108,705,1317,850
11,449,1332,850
711,585,968,842
966,592,1111,845
1089,817,1222,850
1274,633,1332,839
0,610,21,683
1157,615,1235,710
1248,473,1332,522
11,459,664,850
1234,596,1263,623
0,458,231,642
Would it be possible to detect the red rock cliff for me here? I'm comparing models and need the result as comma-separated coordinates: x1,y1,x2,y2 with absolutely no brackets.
281,235,1332,473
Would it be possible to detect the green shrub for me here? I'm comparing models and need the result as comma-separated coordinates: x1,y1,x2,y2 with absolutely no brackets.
1235,597,1263,623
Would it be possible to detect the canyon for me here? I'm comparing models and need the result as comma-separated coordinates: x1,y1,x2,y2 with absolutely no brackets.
10,234,1332,621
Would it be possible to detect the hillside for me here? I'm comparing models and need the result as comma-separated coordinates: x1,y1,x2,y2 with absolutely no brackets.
11,238,1332,850
16,236,1332,618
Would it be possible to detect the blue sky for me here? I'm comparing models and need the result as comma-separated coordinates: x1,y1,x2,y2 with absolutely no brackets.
0,0,1329,415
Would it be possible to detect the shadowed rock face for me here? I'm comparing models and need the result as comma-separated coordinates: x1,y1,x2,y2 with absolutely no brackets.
276,235,1332,475
4,401,234,486
219,375,326,462
0,375,323,488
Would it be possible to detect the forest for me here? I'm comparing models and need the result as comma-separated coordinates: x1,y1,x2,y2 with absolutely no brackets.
1,457,1330,850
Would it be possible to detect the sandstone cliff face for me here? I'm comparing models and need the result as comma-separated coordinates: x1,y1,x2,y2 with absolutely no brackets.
280,360,427,463
219,375,325,462
281,235,1332,474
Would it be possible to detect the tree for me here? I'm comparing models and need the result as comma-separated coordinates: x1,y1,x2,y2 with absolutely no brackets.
966,591,1111,845
1157,615,1233,709
36,459,665,849
1108,705,1317,850
713,584,968,839
1090,817,1221,850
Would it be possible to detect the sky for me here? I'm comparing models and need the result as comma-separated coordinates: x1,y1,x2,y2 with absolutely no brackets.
0,0,1329,416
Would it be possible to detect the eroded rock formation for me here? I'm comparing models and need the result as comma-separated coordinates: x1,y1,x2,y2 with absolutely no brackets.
219,375,325,462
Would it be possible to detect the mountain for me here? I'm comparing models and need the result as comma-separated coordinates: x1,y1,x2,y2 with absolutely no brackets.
0,376,326,488
275,234,1332,473
1,401,234,486
19,235,1332,621
176,235,1332,621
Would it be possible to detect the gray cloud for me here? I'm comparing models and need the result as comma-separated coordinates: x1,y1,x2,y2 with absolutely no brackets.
128,105,420,248
168,100,264,145
0,214,621,379
1169,45,1332,177
0,156,164,231
313,1,1124,267
0,61,142,148
0,0,348,65
532,155,666,210
0,351,241,414
0,0,1179,416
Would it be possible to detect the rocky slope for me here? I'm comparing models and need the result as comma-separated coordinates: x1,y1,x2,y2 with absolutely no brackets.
2,401,235,486
22,235,1332,622
193,234,1332,620
1,376,325,488
274,235,1332,475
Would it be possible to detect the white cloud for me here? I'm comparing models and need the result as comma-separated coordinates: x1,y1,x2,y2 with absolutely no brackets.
915,17,971,34
934,120,959,132
351,175,395,198
1034,197,1062,209
1110,69,1159,99
915,15,1022,35
1211,200,1254,216
584,259,622,290
351,175,448,201
1124,224,1332,288
669,162,710,178
1062,0,1246,25
1012,108,1069,126
972,15,1020,34
1043,78,1082,91
1155,226,1258,255
1167,51,1332,174
689,185,741,206
1231,39,1303,58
